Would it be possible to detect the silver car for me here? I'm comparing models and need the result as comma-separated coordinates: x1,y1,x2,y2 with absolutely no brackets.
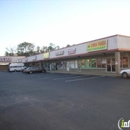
120,69,130,78
23,67,46,74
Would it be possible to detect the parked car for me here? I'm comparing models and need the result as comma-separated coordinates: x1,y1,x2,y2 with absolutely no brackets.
120,69,130,78
23,67,46,74
21,67,27,72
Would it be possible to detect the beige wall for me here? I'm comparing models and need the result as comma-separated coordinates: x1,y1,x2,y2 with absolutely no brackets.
20,35,119,63
0,65,8,71
0,56,25,63
118,36,130,49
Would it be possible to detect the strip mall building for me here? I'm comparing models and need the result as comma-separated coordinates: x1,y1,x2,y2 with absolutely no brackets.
5,35,130,76
0,56,25,71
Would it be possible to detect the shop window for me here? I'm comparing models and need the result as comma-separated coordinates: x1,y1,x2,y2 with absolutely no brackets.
122,56,128,68
70,61,75,68
97,58,102,68
86,59,90,68
51,62,56,69
63,61,66,69
74,60,78,68
80,59,96,69
102,59,106,68
60,62,64,68
69,60,78,69
80,58,107,69
90,59,96,68
57,62,63,68
120,57,123,68
81,59,86,69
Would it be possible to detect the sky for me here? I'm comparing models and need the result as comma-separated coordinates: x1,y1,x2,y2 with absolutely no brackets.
0,0,130,56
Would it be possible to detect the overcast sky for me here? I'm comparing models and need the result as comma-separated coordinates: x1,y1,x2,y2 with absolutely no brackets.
0,0,130,56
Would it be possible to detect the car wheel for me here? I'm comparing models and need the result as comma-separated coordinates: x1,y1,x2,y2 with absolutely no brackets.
122,72,128,78
42,69,46,73
14,70,17,72
29,71,32,74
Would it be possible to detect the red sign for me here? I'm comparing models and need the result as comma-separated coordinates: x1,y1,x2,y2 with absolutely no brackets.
0,58,12,62
68,48,76,54
55,51,64,56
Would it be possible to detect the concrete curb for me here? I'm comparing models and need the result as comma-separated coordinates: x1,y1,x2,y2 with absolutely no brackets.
46,71,120,77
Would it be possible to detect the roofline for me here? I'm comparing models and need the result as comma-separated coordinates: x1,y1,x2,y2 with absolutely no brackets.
22,48,130,63
0,56,25,57
116,34,130,38
32,34,130,54
19,34,130,60
43,34,120,52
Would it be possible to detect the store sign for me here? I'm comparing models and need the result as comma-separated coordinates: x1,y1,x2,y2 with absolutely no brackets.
87,40,107,52
0,57,12,62
44,52,49,59
32,56,37,60
68,48,76,54
55,51,64,56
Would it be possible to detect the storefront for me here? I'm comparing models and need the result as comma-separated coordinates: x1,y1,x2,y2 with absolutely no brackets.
0,56,25,71
20,34,130,76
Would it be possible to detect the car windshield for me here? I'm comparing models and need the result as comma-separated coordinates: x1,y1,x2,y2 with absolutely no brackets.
26,67,31,70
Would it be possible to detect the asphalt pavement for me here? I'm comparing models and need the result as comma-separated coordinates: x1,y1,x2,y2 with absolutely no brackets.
0,71,130,130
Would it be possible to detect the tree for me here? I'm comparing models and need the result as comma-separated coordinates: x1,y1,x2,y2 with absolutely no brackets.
5,47,16,56
39,46,47,53
47,43,54,51
5,51,9,56
36,46,40,54
55,45,60,50
5,42,60,56
66,44,71,47
17,42,35,56
47,43,60,52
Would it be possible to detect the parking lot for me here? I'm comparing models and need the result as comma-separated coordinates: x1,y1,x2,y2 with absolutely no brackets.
0,72,130,130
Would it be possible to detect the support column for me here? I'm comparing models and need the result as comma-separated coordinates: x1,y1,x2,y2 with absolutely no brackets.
128,52,130,68
50,63,52,71
30,62,33,67
39,61,42,68
115,52,120,75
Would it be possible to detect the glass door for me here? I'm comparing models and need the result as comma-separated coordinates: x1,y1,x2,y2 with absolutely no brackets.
111,58,115,72
107,58,115,72
107,58,111,72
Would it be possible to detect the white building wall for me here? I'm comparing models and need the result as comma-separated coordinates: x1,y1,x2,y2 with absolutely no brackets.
107,36,118,50
21,54,44,63
50,36,118,59
20,35,127,62
50,43,87,59
12,56,25,62
0,56,25,63
118,36,130,49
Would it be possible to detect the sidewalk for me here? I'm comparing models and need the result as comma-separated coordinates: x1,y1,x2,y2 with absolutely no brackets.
47,70,119,77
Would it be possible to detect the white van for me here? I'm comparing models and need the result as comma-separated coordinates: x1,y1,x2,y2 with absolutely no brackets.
9,63,25,72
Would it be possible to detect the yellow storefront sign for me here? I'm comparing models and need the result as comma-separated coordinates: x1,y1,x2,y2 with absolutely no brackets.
87,40,107,52
43,52,49,59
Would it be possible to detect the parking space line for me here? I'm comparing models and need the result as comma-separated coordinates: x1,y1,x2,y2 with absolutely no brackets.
65,76,105,82
53,75,87,80
36,75,79,79
37,76,65,79
37,77,54,79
